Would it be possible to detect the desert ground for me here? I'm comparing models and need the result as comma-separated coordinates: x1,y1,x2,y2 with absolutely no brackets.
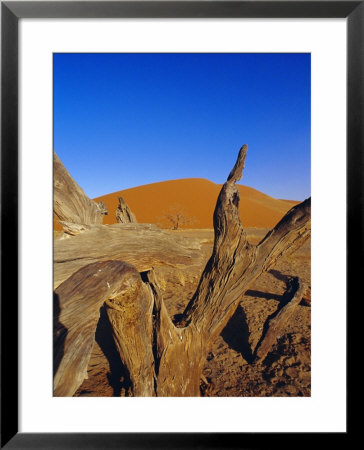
54,150,310,397
54,225,310,397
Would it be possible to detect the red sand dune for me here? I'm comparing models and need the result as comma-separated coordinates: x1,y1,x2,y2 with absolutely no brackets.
94,178,299,229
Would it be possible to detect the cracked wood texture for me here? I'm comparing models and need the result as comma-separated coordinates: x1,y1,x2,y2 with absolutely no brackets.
152,145,311,396
54,260,155,397
54,151,105,226
254,276,307,362
54,144,311,397
53,223,202,289
116,196,137,223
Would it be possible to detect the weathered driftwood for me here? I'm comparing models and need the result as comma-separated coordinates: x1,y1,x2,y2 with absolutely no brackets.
301,285,311,306
54,151,105,226
54,260,145,396
149,145,311,396
54,144,311,397
116,196,137,223
58,221,94,236
53,223,202,288
105,270,155,396
254,276,307,362
96,200,108,216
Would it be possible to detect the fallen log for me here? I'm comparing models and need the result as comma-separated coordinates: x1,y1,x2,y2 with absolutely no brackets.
254,276,307,362
53,223,203,288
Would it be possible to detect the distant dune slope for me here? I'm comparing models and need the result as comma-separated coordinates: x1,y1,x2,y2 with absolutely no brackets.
94,178,300,229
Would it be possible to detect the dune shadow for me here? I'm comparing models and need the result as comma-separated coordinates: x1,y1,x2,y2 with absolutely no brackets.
53,292,68,378
221,304,254,364
95,306,132,396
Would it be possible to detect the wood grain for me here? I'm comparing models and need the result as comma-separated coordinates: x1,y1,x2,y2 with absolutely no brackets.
54,151,106,226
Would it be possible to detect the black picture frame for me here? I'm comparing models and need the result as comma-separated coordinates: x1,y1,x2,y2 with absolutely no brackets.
1,1,359,448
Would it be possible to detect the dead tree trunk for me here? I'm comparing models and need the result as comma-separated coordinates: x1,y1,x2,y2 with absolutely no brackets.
53,151,106,226
53,260,155,397
151,145,310,396
116,196,137,223
54,144,311,397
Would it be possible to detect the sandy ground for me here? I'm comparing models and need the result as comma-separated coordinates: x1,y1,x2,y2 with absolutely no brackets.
74,227,310,397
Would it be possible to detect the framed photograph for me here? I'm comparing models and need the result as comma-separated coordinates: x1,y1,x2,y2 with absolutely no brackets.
2,1,359,448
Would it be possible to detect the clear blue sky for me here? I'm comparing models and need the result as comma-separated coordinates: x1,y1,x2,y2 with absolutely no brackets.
54,53,310,200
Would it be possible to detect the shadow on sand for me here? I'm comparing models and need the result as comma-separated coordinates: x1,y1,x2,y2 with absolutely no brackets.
95,306,132,396
221,269,295,365
53,292,68,379
221,304,254,364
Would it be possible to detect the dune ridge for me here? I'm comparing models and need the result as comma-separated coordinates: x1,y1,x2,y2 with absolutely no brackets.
95,178,300,229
